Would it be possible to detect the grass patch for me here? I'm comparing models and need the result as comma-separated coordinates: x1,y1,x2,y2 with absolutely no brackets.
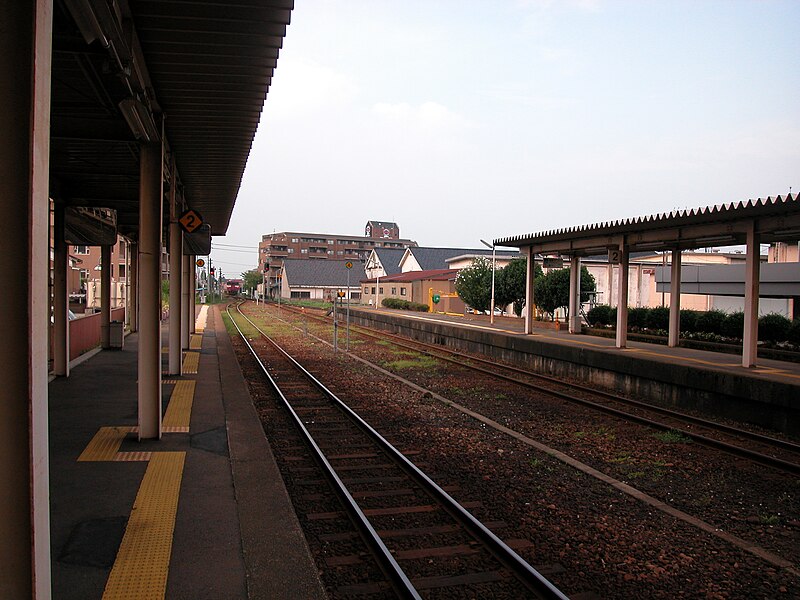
220,312,237,334
574,427,616,441
383,355,439,370
759,513,781,526
652,429,692,444
609,454,632,464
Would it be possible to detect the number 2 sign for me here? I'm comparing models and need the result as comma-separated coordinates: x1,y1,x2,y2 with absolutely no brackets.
179,209,204,233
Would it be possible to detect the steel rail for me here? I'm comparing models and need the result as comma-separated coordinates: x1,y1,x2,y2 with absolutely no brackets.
231,302,570,600
273,302,800,475
226,303,422,599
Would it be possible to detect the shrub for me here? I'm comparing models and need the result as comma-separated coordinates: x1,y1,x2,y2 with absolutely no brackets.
788,320,800,346
721,311,744,339
609,307,617,326
679,309,699,333
381,298,429,312
758,313,791,342
382,298,406,309
628,307,650,329
646,306,670,331
695,309,727,335
587,304,613,327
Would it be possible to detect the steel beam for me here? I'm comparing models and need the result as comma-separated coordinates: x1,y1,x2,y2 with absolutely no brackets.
742,221,760,367
0,1,53,596
668,249,682,347
568,256,581,334
615,247,629,348
524,246,535,334
53,203,70,376
138,141,163,440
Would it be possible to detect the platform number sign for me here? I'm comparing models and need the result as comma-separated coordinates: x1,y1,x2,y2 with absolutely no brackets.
179,209,203,234
432,294,441,304
608,248,621,265
345,261,353,269
195,258,205,267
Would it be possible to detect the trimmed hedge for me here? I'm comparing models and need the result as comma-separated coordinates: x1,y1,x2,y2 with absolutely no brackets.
587,304,613,326
721,312,744,339
585,304,799,348
646,306,670,330
382,297,429,312
789,320,800,346
680,309,699,333
628,307,649,329
758,313,791,342
696,309,727,335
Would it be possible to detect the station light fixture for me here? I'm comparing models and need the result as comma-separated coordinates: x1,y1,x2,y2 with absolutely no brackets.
118,97,160,143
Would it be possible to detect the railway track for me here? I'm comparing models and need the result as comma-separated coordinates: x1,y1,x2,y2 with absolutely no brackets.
272,302,800,476
227,302,570,599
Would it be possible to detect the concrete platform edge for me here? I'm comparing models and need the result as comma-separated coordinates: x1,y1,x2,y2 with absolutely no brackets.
213,306,327,600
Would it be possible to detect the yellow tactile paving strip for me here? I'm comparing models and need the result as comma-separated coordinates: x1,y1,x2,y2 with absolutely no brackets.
115,451,152,462
75,324,204,598
102,452,186,600
182,351,199,374
162,380,195,432
78,427,136,461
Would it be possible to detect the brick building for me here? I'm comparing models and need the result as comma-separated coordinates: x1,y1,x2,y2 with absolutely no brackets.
69,239,130,312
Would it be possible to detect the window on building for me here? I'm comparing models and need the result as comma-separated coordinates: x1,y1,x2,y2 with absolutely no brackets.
391,287,397,295
288,248,294,253
351,292,361,300
119,264,126,278
379,287,384,294
400,288,407,296
327,239,334,244
327,250,334,255
364,287,369,295
371,287,375,294
301,248,308,254
291,238,298,243
337,250,344,255
119,243,126,259
74,245,89,254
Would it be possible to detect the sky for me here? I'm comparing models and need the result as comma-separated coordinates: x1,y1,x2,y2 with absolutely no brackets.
210,0,799,277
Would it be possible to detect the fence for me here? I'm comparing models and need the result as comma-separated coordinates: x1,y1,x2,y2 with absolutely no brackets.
67,307,126,360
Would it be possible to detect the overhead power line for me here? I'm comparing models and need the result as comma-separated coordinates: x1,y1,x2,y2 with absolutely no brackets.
212,243,259,249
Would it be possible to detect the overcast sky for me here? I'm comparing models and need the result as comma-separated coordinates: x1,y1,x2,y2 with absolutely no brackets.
210,0,799,277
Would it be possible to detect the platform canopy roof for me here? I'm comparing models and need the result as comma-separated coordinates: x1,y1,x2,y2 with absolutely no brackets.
50,0,293,239
496,194,800,256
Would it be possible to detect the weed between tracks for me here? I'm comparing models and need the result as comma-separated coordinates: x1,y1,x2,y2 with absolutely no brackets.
651,429,692,444
382,355,439,370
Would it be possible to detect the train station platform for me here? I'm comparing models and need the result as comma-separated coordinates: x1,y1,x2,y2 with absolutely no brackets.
48,306,326,600
349,307,800,436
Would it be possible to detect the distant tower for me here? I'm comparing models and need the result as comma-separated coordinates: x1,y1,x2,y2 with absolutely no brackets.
365,220,399,240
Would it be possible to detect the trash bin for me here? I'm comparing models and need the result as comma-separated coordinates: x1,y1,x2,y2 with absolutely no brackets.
109,320,124,349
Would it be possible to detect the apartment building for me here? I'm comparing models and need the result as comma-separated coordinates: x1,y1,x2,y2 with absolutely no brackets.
259,221,417,297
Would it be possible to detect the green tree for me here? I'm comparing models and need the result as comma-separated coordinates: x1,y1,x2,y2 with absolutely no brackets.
455,257,493,312
241,269,262,296
495,258,543,316
534,266,596,320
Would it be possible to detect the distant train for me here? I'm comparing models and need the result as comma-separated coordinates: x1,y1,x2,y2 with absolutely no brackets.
224,280,242,296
